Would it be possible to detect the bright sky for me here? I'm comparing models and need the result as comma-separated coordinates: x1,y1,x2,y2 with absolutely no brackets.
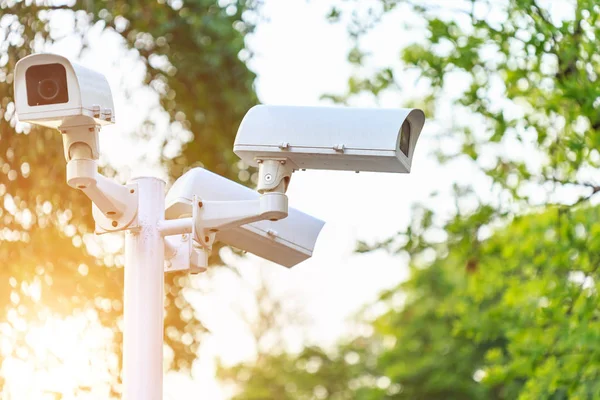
4,0,582,399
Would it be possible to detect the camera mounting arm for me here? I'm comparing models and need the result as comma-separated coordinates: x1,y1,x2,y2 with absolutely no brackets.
61,124,138,233
193,192,288,237
156,191,289,272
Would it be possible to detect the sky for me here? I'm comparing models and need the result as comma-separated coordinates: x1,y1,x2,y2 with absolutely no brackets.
4,0,581,398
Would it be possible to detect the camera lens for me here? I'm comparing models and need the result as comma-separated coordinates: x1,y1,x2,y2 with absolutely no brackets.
399,120,411,157
38,79,60,101
26,63,69,106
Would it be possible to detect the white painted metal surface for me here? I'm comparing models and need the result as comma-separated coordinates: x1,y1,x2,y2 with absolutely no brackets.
13,53,115,128
165,168,325,267
158,217,193,236
123,177,165,400
13,53,426,400
234,105,425,173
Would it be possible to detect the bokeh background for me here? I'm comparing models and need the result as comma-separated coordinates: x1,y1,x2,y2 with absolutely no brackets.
2,0,600,399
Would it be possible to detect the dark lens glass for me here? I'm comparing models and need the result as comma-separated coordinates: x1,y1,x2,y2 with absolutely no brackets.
38,79,60,100
26,63,69,106
399,120,411,157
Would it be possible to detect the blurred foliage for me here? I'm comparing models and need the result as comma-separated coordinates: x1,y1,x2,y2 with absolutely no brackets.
221,0,600,399
0,0,257,396
222,206,600,399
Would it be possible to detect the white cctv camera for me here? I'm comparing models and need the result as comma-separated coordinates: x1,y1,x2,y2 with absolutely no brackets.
13,54,137,234
14,53,115,165
165,168,325,268
234,105,425,192
14,53,115,129
160,105,425,270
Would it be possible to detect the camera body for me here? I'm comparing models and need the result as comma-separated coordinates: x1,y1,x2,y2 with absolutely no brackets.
165,168,324,268
234,105,425,174
14,54,115,129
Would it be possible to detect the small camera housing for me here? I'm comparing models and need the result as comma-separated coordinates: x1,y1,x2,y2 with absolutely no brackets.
14,53,115,129
234,105,425,174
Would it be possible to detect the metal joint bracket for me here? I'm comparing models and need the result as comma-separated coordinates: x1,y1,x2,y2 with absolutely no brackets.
164,230,209,274
94,183,139,234
256,158,295,193
191,193,288,242
164,234,191,272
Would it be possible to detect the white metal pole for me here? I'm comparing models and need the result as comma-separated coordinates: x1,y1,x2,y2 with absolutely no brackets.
123,177,165,400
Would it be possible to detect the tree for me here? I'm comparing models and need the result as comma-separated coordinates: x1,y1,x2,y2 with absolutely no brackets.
0,0,257,395
221,205,600,399
220,1,600,398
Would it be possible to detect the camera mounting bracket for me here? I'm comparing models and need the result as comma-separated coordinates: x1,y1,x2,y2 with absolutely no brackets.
192,192,288,242
256,158,295,193
60,122,101,161
62,124,139,233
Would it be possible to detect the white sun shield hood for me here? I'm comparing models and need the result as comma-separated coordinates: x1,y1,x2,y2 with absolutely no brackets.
234,105,425,173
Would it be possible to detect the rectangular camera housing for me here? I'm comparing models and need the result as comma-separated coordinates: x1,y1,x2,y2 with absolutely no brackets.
14,54,115,128
165,168,324,268
234,105,425,173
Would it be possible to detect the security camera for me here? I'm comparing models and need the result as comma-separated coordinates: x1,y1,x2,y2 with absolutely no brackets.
14,54,136,234
10,54,428,396
234,105,425,192
14,53,115,129
160,105,425,269
165,168,324,268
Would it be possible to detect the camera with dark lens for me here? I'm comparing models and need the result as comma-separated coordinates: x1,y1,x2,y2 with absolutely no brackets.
234,105,424,175
14,54,115,129
25,63,69,106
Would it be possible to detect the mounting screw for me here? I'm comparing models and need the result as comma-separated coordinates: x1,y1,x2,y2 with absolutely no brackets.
198,201,203,208
204,235,210,242
333,144,345,152
111,221,118,227
92,104,101,118
130,189,135,194
209,228,218,233
280,160,286,165
264,173,273,182
279,142,290,150
182,234,188,241
267,229,277,237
